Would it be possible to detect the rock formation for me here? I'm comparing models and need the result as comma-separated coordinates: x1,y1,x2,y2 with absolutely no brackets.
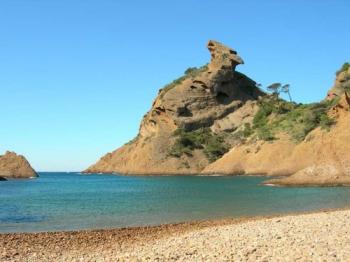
86,40,350,186
262,93,350,186
327,63,350,100
203,91,350,184
0,151,37,179
85,40,263,174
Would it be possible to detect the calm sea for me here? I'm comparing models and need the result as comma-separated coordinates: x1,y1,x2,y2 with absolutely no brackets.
1,172,350,233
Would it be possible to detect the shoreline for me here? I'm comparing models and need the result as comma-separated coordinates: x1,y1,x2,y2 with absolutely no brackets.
2,207,350,261
84,171,350,187
1,206,348,235
10,171,347,188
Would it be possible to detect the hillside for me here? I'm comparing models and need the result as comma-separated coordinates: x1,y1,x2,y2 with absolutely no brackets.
85,40,350,186
85,40,263,174
0,151,37,180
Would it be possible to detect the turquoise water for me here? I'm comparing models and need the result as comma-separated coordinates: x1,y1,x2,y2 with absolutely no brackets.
1,172,350,233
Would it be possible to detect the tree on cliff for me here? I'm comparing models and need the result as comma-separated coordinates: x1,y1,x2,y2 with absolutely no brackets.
266,83,292,102
267,83,282,96
281,84,292,102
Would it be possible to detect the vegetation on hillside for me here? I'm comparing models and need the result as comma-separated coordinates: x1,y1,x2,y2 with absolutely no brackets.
247,96,337,142
335,63,350,93
336,62,350,76
164,67,341,164
168,128,229,162
265,82,293,102
159,65,208,99
168,95,338,163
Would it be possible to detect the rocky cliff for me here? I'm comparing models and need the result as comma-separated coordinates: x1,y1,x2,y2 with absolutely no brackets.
0,151,37,179
86,40,350,186
203,93,350,185
327,63,350,100
85,40,263,174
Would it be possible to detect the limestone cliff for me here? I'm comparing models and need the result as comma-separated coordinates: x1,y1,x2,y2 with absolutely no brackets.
262,94,350,186
203,93,350,185
326,63,350,100
0,151,37,179
85,40,263,174
202,64,350,186
86,41,350,186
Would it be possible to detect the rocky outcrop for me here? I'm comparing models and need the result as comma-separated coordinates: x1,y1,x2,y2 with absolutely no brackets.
203,92,350,182
201,62,350,187
0,151,37,179
265,164,350,187
86,41,350,186
85,40,263,174
326,63,350,100
262,93,350,186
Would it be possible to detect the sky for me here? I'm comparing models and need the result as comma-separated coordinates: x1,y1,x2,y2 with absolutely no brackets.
1,0,349,171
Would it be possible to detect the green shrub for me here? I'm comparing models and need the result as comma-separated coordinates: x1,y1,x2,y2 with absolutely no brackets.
159,64,208,99
168,128,229,162
256,127,275,141
319,114,335,130
250,96,337,142
159,75,188,99
253,101,274,129
204,138,229,162
275,101,336,141
336,62,350,76
242,123,253,137
184,64,208,78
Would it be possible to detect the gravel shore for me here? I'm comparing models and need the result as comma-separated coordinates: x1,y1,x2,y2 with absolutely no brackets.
1,209,350,261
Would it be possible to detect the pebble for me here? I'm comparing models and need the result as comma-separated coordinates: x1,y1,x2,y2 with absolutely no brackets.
2,210,350,261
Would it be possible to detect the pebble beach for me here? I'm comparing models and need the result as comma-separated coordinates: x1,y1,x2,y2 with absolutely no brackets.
2,209,350,261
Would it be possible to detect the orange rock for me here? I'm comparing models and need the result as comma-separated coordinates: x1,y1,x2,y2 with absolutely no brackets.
86,42,350,186
0,151,37,179
85,40,262,175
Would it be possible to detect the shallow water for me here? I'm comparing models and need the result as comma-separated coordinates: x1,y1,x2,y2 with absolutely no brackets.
1,172,350,233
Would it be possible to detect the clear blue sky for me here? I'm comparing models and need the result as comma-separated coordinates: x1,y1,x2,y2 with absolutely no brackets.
1,0,349,171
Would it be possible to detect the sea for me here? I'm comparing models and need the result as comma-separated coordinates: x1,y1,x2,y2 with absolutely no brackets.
1,172,350,233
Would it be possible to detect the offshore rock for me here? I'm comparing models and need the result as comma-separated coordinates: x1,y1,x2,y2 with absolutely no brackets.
0,151,37,179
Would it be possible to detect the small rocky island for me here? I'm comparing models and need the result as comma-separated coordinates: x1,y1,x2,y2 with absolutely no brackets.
0,151,37,180
86,40,350,186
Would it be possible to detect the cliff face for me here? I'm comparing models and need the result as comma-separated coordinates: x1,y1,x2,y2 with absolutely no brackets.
202,93,350,185
86,41,350,186
202,62,350,185
327,63,350,100
264,98,350,186
0,151,37,179
85,40,263,174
